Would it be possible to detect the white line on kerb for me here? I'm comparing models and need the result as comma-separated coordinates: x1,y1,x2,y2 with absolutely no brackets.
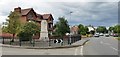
80,46,83,55
74,46,83,55
75,47,78,55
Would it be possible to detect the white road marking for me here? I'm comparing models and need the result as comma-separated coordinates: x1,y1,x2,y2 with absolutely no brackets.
100,41,111,45
74,46,83,55
75,47,78,55
100,41,118,51
110,47,118,51
80,46,83,55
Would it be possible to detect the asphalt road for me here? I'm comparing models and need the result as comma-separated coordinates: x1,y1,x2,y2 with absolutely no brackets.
2,36,119,55
82,36,118,55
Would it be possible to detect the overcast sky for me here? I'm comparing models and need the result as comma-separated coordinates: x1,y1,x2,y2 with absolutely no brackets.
0,0,119,27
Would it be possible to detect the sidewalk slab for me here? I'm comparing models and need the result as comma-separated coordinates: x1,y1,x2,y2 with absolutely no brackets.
2,39,90,49
72,39,90,46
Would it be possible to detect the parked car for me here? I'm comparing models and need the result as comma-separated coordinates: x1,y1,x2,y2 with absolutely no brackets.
110,33,114,36
113,33,118,37
99,33,104,36
94,33,99,37
104,34,109,37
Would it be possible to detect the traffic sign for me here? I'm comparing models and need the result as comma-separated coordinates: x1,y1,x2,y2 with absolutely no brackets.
58,39,63,43
54,39,63,43
54,39,58,43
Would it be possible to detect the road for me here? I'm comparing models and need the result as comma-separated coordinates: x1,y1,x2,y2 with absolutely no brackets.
2,36,119,55
82,36,118,55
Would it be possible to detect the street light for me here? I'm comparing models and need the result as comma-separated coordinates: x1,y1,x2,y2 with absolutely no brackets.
69,11,73,45
70,11,73,20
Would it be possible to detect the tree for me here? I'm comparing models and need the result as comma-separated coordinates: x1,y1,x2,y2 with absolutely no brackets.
113,25,120,33
78,24,88,35
96,26,107,33
84,26,89,33
4,11,21,42
54,17,70,36
17,21,40,41
108,26,114,32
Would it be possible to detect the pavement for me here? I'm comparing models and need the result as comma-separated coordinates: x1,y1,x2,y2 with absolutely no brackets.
2,36,119,55
1,38,89,49
2,39,90,55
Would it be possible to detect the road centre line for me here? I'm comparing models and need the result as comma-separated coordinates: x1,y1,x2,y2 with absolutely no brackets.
100,41,111,45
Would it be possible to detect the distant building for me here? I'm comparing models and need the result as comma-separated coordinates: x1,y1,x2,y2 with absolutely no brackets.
87,25,96,34
70,26,79,35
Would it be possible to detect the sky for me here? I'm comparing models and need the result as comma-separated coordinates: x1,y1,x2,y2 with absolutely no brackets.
0,0,119,27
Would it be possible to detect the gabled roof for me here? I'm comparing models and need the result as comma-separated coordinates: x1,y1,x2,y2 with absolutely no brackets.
21,8,33,15
37,14,43,19
14,7,54,21
42,14,53,20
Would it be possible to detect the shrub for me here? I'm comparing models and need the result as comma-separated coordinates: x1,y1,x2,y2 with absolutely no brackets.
17,31,32,41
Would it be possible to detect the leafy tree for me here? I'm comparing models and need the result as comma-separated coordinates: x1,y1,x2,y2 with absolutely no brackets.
84,26,89,33
78,24,88,35
113,25,120,33
96,26,107,33
2,26,8,33
108,26,114,32
54,17,70,36
4,11,21,42
17,21,40,41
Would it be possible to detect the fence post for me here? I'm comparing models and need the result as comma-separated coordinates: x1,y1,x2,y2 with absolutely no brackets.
32,39,35,47
49,39,51,46
19,39,21,46
10,38,12,45
2,37,4,44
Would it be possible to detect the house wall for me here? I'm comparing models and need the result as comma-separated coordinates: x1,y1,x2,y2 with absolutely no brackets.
20,16,27,24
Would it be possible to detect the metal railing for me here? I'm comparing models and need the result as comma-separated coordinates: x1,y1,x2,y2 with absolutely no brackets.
1,35,81,47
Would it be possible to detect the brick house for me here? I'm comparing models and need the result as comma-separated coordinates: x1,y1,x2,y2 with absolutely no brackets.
14,7,54,38
70,26,79,35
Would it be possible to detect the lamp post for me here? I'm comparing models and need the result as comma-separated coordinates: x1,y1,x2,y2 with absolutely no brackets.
70,11,73,20
69,11,73,45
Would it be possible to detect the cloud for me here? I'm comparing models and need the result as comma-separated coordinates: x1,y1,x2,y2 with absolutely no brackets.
0,0,118,27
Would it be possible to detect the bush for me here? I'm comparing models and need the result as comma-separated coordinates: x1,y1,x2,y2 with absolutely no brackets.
80,32,86,35
17,22,40,41
17,31,32,41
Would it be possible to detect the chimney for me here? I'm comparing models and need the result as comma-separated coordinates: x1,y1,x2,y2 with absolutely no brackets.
14,7,21,13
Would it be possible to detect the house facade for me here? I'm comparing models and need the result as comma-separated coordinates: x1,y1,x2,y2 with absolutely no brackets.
14,7,54,38
70,26,79,35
